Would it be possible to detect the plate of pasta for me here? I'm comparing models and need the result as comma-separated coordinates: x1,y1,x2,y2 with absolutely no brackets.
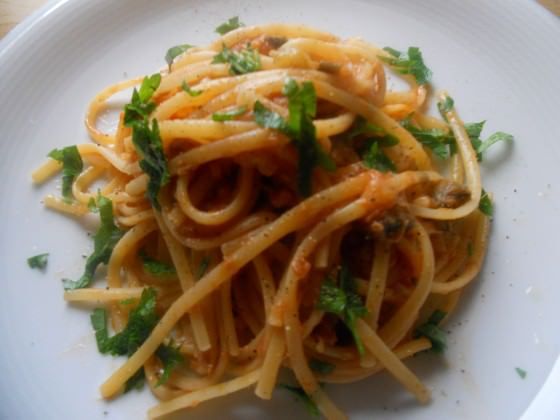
1,1,560,419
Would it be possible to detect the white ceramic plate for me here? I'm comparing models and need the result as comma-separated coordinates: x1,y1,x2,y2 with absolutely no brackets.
1,1,559,419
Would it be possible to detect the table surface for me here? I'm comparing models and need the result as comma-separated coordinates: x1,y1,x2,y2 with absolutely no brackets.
1,0,559,39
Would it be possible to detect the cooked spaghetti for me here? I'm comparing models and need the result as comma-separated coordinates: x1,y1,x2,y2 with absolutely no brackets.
32,20,505,420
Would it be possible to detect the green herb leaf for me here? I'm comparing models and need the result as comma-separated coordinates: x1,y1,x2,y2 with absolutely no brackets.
254,79,335,196
362,140,397,172
438,96,454,122
309,359,335,375
211,105,248,122
317,264,368,356
124,369,145,393
515,367,527,379
165,44,193,70
414,310,447,353
139,251,176,277
48,146,83,200
27,253,49,269
253,101,288,131
474,132,514,161
215,16,244,35
280,384,320,417
63,196,123,290
123,74,169,210
212,44,261,75
87,197,98,213
132,119,170,211
479,189,493,217
197,256,210,279
345,116,385,140
91,288,158,356
124,74,161,126
155,342,184,386
379,47,432,85
401,118,454,159
253,79,336,197
181,81,203,97
464,121,486,139
120,298,137,306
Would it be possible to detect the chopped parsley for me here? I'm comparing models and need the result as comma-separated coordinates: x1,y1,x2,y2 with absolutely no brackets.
164,44,193,70
197,256,210,279
362,139,398,172
63,195,123,290
132,119,170,211
139,251,176,277
479,189,493,217
438,96,454,121
280,384,320,417
317,264,368,356
91,287,158,356
379,47,432,85
212,44,261,75
345,116,385,140
469,128,514,162
27,253,49,270
91,288,183,391
253,101,288,130
515,367,527,379
124,74,161,125
181,80,203,97
87,197,99,213
155,342,184,386
309,359,335,375
122,74,170,210
215,16,244,35
48,146,83,200
414,310,447,353
211,105,248,121
124,368,145,392
401,118,454,159
253,79,336,196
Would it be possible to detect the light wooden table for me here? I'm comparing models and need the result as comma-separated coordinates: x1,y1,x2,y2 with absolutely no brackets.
1,0,559,39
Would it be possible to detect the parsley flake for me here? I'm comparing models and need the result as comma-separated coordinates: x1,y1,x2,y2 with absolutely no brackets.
379,47,432,85
156,342,184,386
124,369,145,393
91,287,158,356
63,195,123,290
470,130,514,162
280,384,320,417
27,253,49,270
438,96,454,121
309,359,335,375
362,139,397,172
515,367,527,379
132,119,170,211
181,81,203,97
211,105,248,121
317,264,368,356
139,251,176,277
48,146,83,200
414,310,447,353
479,189,494,217
215,16,244,35
124,74,161,125
253,79,336,196
212,44,261,75
165,44,193,70
401,118,455,159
